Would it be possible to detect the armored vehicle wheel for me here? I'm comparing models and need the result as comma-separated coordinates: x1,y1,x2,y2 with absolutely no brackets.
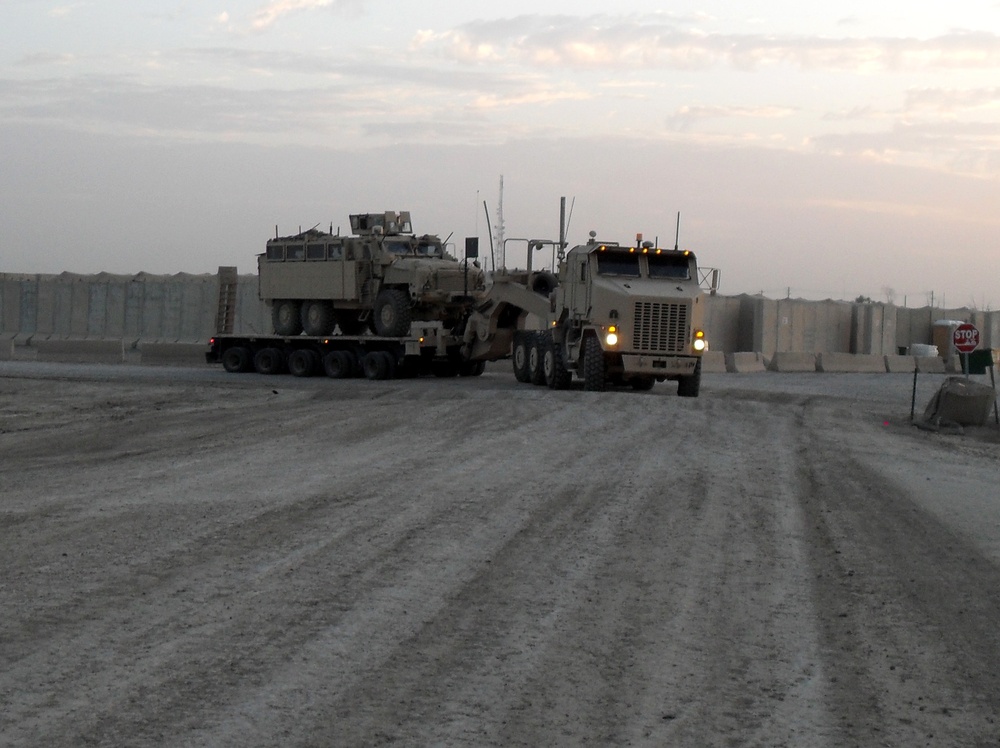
677,358,702,398
272,300,303,336
583,336,607,391
528,333,546,385
362,350,391,380
322,350,354,378
629,376,655,391
221,346,252,373
373,289,412,337
512,332,531,383
253,347,285,375
544,332,572,390
301,300,335,336
337,312,367,336
287,348,318,377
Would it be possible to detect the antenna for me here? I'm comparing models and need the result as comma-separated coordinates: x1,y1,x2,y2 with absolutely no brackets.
673,211,681,251
494,175,506,269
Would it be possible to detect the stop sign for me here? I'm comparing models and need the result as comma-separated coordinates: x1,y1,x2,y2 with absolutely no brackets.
953,323,980,354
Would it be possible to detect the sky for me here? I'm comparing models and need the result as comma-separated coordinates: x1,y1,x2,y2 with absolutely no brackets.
2,1,1000,308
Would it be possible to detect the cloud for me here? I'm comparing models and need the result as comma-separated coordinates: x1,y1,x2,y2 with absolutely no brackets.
413,15,1000,73
250,0,363,31
667,104,797,132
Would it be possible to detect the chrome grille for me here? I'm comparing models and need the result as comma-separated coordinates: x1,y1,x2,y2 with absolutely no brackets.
632,302,689,353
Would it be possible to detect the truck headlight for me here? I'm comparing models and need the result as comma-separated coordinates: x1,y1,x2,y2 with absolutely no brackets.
605,325,618,347
693,338,707,351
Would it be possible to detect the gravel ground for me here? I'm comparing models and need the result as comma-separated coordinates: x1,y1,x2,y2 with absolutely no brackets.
1,361,999,747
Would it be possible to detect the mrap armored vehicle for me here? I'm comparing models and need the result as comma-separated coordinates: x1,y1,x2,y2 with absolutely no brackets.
258,211,484,337
462,231,708,394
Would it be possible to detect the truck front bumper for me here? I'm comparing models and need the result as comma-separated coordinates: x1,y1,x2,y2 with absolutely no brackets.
620,353,700,376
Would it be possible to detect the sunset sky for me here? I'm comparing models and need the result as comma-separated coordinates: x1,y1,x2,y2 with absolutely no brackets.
2,1,1000,307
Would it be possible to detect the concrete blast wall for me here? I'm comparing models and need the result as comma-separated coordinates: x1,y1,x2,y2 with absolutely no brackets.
2,271,998,365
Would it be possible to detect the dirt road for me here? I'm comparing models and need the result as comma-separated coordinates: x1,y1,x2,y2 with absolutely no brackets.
2,363,999,747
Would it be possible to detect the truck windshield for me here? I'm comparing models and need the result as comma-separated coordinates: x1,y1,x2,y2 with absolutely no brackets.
596,253,641,277
384,239,412,255
647,253,691,280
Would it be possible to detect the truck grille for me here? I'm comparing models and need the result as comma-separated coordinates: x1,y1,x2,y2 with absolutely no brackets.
632,302,689,353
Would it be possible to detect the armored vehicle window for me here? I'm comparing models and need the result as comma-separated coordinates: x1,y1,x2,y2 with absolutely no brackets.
328,243,344,260
647,252,691,280
384,239,411,255
286,244,304,261
416,238,442,257
596,252,641,277
266,245,284,261
306,244,325,260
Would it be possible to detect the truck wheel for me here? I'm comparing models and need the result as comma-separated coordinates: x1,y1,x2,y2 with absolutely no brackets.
287,348,318,377
512,332,531,383
362,350,390,380
272,300,303,336
379,350,397,379
323,350,353,378
253,347,285,375
459,360,486,377
221,346,252,373
630,376,655,391
373,289,412,337
301,300,335,336
583,336,607,391
528,333,546,385
544,332,572,390
677,358,702,398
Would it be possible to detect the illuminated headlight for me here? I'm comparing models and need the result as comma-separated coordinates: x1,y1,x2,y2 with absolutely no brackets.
693,338,707,352
605,325,618,347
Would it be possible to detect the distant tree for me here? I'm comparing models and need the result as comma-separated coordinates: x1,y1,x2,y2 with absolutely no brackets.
882,286,896,305
854,294,873,303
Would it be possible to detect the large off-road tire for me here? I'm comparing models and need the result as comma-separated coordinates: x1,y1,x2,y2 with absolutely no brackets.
300,300,335,337
583,336,608,392
271,300,303,336
221,346,252,373
677,358,702,398
337,311,367,336
322,350,354,378
362,350,391,380
373,289,412,337
287,348,318,377
512,332,531,383
544,332,572,390
253,347,285,375
528,333,546,386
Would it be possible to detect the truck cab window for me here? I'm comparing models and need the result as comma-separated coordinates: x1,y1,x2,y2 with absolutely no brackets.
596,253,641,277
647,253,691,280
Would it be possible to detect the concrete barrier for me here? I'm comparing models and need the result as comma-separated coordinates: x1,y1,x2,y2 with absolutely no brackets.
725,352,767,373
884,354,917,373
700,351,727,373
816,352,887,373
768,352,818,372
916,356,946,373
33,337,124,364
138,342,209,367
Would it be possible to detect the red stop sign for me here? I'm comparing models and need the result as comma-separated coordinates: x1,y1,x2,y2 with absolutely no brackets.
953,323,980,354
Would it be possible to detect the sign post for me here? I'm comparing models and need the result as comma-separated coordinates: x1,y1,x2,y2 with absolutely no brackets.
953,322,980,378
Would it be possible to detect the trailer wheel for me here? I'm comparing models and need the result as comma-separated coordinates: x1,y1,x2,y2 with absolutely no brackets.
583,336,607,391
512,332,531,383
254,347,285,375
287,348,318,377
272,300,303,336
362,350,391,380
677,358,702,398
629,376,655,391
323,350,353,378
301,300,335,336
373,289,412,337
544,332,572,390
221,346,252,373
528,333,546,385
379,350,398,379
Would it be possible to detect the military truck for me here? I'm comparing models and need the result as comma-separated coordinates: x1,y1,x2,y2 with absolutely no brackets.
258,211,484,337
462,231,708,395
